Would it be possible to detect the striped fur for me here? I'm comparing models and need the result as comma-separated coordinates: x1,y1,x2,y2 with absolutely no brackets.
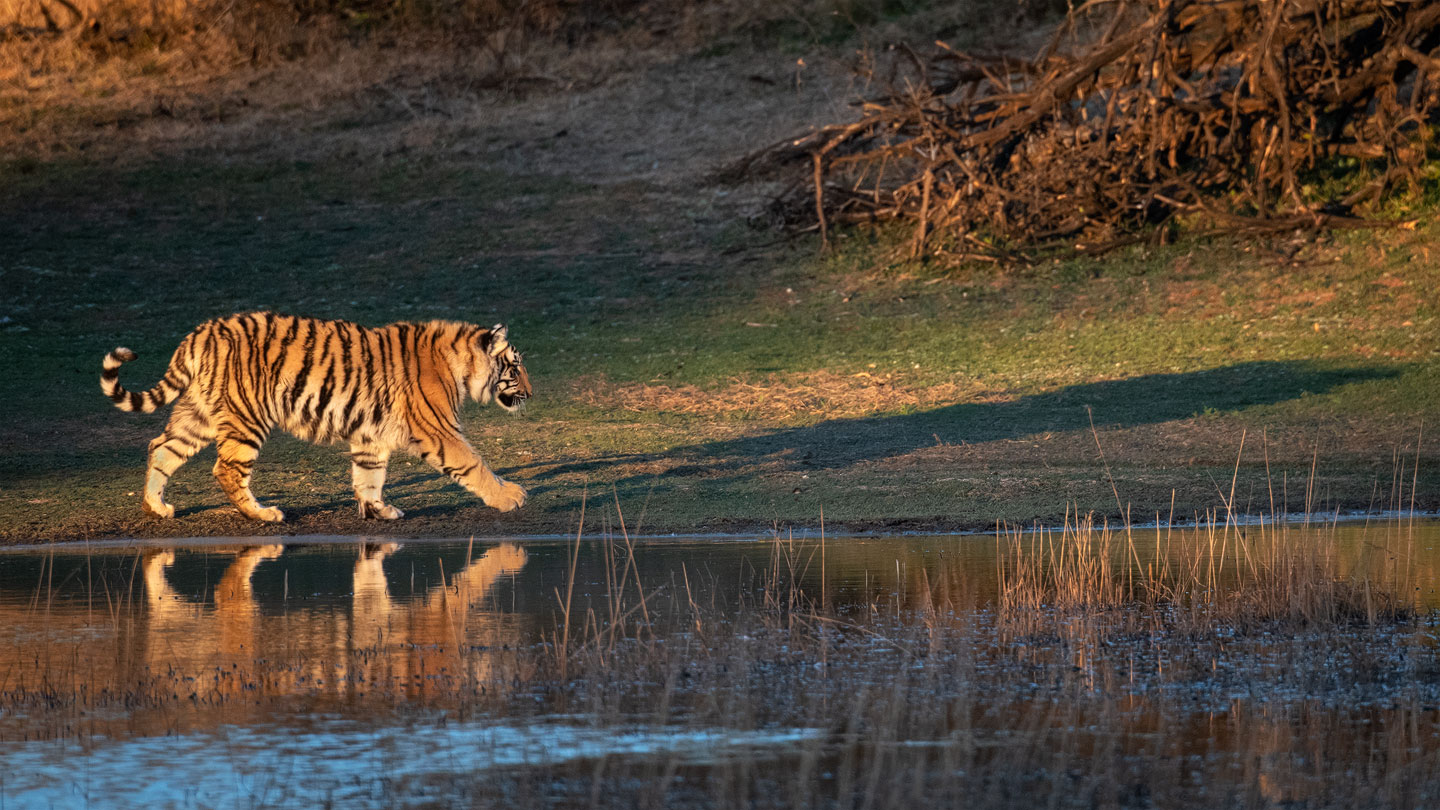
100,312,531,522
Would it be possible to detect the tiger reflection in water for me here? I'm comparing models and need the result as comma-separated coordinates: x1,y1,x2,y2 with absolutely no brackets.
350,541,528,696
140,542,527,700
141,545,285,677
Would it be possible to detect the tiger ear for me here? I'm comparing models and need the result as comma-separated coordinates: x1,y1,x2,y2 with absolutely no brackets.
486,324,509,357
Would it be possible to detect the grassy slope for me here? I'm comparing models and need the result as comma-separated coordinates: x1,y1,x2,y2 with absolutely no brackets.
1,30,1437,544
1,152,1435,544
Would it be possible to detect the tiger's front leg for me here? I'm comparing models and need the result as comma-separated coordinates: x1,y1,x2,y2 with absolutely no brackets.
413,430,526,513
350,443,403,520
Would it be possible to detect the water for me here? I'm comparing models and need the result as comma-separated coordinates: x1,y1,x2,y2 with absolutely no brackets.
2,721,822,809
2,522,1439,809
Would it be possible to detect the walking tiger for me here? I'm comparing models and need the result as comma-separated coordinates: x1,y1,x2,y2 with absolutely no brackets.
100,312,531,522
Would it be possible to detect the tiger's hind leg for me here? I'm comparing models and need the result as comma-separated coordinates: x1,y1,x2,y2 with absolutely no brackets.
213,430,284,523
350,443,403,520
143,397,215,519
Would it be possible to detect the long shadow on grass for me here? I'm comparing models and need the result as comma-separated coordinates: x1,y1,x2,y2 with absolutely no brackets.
528,360,1399,487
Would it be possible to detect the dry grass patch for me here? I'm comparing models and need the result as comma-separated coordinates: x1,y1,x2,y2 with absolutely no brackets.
0,0,885,167
574,370,1003,419
0,1,747,162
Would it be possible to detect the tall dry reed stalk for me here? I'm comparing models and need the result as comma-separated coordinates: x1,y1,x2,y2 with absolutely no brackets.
996,506,1418,638
517,505,1437,810
4,510,1437,809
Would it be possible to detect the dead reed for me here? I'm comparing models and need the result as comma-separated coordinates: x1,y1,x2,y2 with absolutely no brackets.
996,507,1418,630
440,510,1436,810
1,501,1436,808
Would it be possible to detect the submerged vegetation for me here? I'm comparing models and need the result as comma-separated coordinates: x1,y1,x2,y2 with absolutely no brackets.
1,510,1437,808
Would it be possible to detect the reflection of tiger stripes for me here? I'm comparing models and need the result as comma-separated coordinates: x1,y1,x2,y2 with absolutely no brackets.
100,312,531,523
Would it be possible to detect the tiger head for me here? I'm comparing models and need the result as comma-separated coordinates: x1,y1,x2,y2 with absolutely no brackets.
475,324,531,412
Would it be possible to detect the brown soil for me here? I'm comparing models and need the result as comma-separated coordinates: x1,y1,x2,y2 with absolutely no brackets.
3,9,1434,545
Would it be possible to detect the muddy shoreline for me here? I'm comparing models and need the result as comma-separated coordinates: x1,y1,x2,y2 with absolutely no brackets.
7,505,1437,548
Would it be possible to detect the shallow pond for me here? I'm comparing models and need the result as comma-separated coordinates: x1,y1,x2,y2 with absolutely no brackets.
2,520,1439,809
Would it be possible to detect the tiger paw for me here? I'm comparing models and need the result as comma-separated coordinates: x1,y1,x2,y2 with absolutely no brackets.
359,501,404,520
487,481,527,513
143,500,175,519
249,506,285,523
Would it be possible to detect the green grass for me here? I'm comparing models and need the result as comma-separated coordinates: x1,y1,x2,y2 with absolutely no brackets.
1,151,1437,543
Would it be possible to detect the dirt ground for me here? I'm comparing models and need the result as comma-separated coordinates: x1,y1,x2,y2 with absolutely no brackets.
2,9,1437,544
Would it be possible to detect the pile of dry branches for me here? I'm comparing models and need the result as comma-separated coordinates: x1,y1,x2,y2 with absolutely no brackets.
741,0,1440,262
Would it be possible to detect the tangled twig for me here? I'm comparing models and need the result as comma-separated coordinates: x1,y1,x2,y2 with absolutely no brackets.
736,0,1440,262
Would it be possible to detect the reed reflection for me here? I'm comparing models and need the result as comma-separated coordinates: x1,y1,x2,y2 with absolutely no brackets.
0,525,1436,810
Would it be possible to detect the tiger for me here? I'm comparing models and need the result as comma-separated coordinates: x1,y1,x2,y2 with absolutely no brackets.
100,312,531,523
